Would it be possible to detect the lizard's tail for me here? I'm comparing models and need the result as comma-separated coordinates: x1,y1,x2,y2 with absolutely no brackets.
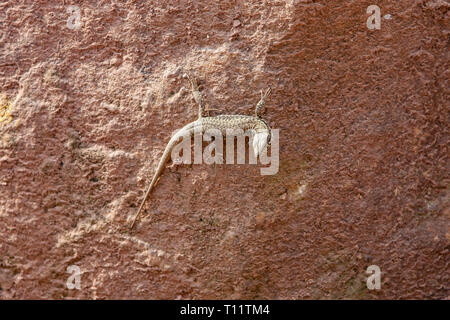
130,121,197,229
130,166,162,229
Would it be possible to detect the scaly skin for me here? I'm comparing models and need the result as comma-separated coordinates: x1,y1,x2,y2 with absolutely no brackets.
130,74,271,229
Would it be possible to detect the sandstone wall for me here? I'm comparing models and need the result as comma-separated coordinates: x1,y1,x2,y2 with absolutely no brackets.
0,0,448,299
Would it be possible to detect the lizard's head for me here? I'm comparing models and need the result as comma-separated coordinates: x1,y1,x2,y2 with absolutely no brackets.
252,118,271,157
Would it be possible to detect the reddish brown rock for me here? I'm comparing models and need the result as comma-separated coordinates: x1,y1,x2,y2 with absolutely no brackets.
0,1,448,299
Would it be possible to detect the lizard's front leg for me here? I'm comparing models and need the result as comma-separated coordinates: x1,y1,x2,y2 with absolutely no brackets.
255,87,271,118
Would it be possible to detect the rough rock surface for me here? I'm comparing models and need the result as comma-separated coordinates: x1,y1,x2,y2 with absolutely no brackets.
0,0,448,299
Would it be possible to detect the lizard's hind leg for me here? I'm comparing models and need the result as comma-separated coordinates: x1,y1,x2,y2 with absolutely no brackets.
255,87,271,118
186,72,207,118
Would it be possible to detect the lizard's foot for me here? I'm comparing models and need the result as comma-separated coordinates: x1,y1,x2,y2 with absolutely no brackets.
261,87,271,100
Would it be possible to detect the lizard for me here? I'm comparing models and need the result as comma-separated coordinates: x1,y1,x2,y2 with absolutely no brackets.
130,72,272,229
